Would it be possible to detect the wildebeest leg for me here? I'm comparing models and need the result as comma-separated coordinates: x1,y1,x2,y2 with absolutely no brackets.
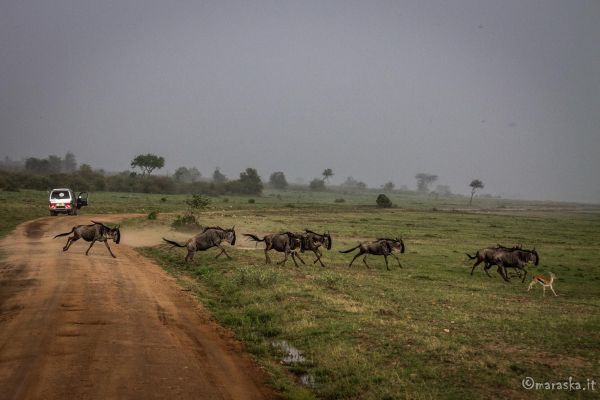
348,252,361,268
470,259,483,275
483,263,493,277
215,245,232,259
312,249,322,264
383,255,390,271
313,250,326,267
85,240,96,256
496,265,510,282
512,268,523,279
391,253,403,268
294,251,305,265
264,249,271,264
362,255,370,269
63,236,78,251
290,252,300,268
520,268,527,283
185,250,195,262
277,251,289,266
103,240,116,258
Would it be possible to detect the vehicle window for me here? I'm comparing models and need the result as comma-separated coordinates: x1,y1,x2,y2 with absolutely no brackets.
50,191,71,199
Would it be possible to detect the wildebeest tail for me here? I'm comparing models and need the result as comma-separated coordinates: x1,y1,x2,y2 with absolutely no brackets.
54,227,75,238
243,233,264,242
465,253,477,260
162,238,186,248
339,244,361,253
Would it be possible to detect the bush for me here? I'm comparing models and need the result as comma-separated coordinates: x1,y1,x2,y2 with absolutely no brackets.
376,194,392,208
186,194,211,211
172,214,201,231
334,198,345,203
147,210,159,220
248,198,255,204
309,178,325,191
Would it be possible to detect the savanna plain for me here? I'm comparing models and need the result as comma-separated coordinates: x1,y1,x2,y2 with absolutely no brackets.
1,189,599,399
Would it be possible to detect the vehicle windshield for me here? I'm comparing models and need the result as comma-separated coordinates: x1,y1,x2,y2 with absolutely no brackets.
50,190,71,199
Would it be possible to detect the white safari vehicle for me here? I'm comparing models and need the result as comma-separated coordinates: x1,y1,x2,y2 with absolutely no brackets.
48,188,88,216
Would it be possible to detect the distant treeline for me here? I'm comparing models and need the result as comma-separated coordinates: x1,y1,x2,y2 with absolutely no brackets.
0,167,266,195
0,154,264,195
0,153,466,197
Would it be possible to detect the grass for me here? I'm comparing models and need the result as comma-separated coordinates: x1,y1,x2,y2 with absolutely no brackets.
2,188,600,399
138,204,600,399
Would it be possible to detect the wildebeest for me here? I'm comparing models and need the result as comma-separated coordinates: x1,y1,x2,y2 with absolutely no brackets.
339,238,405,270
162,226,236,262
54,221,121,258
492,248,539,283
244,232,305,267
465,244,523,278
300,229,332,267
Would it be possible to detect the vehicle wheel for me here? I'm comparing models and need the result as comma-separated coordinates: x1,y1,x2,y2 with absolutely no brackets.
50,211,57,216
72,208,78,216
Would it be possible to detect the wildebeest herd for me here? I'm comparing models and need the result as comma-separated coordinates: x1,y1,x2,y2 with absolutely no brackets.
53,221,555,294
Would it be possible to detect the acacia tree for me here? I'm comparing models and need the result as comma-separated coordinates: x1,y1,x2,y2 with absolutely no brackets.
212,168,227,183
415,173,438,192
469,179,484,206
322,168,334,183
130,153,165,176
63,152,77,172
237,168,263,195
269,171,288,189
174,167,201,183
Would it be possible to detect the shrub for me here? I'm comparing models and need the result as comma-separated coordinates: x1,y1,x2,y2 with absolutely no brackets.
172,214,201,231
376,194,392,208
334,198,345,203
186,194,211,211
147,210,159,220
248,198,255,204
309,178,325,191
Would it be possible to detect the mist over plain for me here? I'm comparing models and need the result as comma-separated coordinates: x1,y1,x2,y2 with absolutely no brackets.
1,1,599,202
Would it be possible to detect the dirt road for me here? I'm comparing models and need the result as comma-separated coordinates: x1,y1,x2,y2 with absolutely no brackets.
0,215,276,400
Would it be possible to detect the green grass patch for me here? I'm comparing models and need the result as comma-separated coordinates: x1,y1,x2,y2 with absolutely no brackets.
138,205,600,400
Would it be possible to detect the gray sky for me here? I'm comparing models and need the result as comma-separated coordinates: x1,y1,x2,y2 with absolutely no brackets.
1,0,599,202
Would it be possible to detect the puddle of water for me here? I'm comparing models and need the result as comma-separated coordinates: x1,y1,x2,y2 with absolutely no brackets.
300,374,318,388
272,340,319,388
272,340,306,364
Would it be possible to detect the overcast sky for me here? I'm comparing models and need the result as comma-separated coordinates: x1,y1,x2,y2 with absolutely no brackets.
1,0,599,202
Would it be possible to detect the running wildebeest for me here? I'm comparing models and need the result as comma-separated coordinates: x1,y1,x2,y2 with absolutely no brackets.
492,247,539,283
54,221,121,258
339,238,405,270
465,244,523,277
244,232,305,267
301,229,332,267
162,226,236,262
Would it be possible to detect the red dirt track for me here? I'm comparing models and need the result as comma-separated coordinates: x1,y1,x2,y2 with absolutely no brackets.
0,215,275,400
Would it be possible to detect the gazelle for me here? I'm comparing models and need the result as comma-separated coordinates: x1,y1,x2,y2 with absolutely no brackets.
527,273,557,296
